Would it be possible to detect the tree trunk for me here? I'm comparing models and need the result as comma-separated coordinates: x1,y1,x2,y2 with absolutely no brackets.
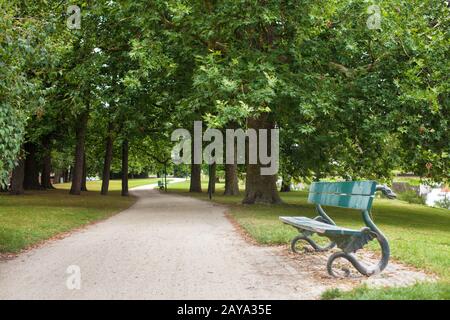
10,158,25,195
224,163,239,195
41,136,54,189
208,163,216,194
242,116,281,204
189,133,202,192
164,163,168,192
190,164,202,192
81,151,88,191
70,112,88,195
23,142,41,190
100,123,114,195
280,175,291,192
224,123,240,196
121,139,129,197
53,171,61,184
63,168,70,183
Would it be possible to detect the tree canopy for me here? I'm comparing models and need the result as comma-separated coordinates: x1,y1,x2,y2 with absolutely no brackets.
1,0,448,202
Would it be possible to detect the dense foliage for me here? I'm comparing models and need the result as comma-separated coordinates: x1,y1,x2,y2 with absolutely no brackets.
0,0,448,199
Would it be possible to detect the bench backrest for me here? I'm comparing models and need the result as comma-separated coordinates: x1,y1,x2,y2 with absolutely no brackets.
308,181,377,211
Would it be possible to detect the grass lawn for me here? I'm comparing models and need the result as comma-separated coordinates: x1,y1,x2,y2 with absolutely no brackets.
392,176,423,186
56,178,162,191
167,180,450,300
0,178,158,254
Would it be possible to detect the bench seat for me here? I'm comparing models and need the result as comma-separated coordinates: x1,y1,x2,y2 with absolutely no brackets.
280,216,362,236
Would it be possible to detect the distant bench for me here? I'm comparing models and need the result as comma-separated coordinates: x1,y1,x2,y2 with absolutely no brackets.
280,181,396,277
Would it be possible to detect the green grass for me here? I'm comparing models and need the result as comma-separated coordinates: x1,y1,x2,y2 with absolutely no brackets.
56,178,162,191
168,180,450,300
322,283,450,300
0,178,159,253
393,176,423,186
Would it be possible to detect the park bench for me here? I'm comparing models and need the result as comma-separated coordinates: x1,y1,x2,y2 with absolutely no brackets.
157,181,165,190
280,181,396,277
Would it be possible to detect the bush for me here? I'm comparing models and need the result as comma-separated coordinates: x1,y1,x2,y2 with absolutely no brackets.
435,196,450,210
397,190,426,205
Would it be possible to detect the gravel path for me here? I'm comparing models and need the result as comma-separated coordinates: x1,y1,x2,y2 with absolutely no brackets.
0,185,328,299
0,185,431,300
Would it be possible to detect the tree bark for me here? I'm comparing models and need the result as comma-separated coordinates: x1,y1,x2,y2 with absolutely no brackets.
63,168,70,183
10,158,25,195
190,164,202,192
189,134,202,192
224,163,239,195
121,139,129,197
23,142,41,190
242,115,282,204
208,163,216,194
224,123,240,196
53,171,61,184
41,136,54,189
70,112,88,195
100,123,114,195
81,151,88,191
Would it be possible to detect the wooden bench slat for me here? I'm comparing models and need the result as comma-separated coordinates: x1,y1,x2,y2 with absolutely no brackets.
280,216,361,236
309,181,376,196
308,193,374,210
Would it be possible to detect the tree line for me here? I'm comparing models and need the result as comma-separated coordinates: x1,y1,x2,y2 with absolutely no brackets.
0,1,448,204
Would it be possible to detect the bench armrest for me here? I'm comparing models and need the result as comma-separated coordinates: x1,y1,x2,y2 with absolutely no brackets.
376,185,397,199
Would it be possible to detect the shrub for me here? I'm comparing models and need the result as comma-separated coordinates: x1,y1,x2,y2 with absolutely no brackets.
397,190,426,205
435,196,450,210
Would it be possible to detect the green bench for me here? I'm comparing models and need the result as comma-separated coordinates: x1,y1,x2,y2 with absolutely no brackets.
157,181,165,190
280,180,396,277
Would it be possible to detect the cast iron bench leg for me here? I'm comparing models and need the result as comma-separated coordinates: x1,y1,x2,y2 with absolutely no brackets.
291,234,335,253
326,231,390,277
